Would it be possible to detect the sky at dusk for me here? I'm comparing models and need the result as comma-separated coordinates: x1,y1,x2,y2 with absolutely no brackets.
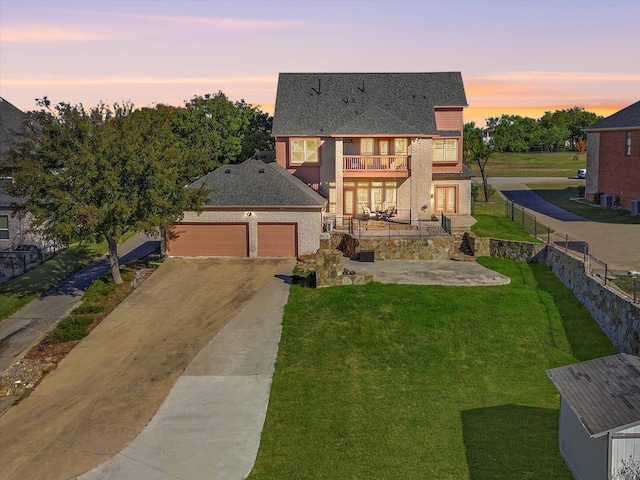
1,0,639,127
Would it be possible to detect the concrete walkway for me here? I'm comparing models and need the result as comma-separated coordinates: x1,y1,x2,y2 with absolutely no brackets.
487,177,640,272
79,267,294,480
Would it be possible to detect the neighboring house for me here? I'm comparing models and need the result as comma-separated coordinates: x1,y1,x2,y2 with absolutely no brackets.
583,100,640,211
546,354,640,480
271,72,472,222
0,97,36,250
166,159,326,258
481,127,493,144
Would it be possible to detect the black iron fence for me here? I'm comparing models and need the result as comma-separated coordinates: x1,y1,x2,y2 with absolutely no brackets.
505,200,639,303
327,215,449,239
0,241,63,284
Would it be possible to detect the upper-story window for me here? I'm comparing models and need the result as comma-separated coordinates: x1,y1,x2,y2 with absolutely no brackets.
433,139,458,162
0,215,9,240
361,138,374,155
290,139,320,164
626,131,632,156
394,138,407,155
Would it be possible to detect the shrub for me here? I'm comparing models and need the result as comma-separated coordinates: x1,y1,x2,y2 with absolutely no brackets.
72,303,106,314
593,192,603,205
45,315,95,343
83,279,117,302
577,185,585,197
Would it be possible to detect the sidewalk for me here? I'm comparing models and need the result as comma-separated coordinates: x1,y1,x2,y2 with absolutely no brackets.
0,234,161,376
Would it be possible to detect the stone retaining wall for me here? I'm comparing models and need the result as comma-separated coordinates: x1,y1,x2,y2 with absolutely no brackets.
323,232,465,260
539,246,640,354
315,249,373,288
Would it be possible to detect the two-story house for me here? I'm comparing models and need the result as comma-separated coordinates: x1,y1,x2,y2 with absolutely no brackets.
584,100,640,212
271,73,472,223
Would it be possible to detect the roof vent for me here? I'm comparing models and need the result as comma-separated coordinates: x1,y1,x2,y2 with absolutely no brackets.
258,168,265,173
224,169,231,174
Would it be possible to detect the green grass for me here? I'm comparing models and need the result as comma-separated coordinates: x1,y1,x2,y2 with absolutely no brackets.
472,185,540,241
468,152,586,178
249,258,616,479
0,243,107,321
528,183,640,224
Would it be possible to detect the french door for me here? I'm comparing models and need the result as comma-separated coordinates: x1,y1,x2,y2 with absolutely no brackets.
434,186,457,214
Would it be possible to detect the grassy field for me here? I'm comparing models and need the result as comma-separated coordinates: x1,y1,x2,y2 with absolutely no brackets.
528,183,640,225
249,258,616,479
468,152,586,178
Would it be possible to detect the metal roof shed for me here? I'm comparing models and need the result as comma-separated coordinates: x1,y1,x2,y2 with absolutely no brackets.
546,354,640,480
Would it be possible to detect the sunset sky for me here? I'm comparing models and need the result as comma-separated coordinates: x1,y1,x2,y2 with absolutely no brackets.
1,0,638,127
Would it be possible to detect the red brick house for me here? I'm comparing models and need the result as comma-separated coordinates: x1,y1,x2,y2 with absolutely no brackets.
271,73,472,223
584,100,640,211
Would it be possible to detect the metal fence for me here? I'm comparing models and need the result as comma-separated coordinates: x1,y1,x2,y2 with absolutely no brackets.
505,200,639,303
327,215,449,239
0,241,63,284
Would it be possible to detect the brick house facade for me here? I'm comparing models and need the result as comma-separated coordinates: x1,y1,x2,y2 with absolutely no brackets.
584,101,640,210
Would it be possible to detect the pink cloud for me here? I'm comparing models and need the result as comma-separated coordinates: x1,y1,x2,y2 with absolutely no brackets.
0,26,111,42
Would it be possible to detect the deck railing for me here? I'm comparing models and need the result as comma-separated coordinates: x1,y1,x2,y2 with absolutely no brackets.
343,155,409,172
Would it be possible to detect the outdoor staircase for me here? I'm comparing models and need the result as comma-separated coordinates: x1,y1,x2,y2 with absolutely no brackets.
450,234,476,262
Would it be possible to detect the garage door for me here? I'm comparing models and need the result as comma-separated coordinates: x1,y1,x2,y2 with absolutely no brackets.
167,223,249,257
257,223,297,257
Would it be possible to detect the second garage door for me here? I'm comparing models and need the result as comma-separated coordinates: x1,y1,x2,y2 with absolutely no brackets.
257,223,297,257
167,223,249,257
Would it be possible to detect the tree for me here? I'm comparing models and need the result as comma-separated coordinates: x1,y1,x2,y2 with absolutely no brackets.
235,99,274,160
5,98,209,284
463,122,494,201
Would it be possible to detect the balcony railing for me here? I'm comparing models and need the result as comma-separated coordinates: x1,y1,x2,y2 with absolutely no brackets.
343,155,409,172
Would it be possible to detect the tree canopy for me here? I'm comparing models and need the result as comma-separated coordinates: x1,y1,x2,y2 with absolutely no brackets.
5,98,210,283
175,92,274,170
486,107,602,153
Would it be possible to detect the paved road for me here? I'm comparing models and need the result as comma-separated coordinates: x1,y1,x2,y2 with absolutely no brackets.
486,177,640,272
0,257,293,480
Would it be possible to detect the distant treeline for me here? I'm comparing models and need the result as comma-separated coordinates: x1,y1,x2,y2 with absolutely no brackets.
483,107,602,153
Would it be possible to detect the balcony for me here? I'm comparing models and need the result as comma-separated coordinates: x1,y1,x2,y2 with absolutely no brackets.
343,155,409,177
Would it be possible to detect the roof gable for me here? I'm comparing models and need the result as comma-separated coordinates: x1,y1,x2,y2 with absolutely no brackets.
188,159,326,208
585,100,640,131
0,98,28,161
546,353,640,437
272,73,467,137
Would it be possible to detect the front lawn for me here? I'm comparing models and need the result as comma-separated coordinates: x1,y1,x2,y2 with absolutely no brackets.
0,243,105,321
472,185,540,242
249,258,616,479
528,183,640,224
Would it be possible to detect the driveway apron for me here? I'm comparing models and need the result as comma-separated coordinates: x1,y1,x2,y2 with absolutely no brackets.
0,257,294,480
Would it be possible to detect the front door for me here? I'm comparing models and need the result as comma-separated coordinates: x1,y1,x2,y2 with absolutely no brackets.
434,186,457,214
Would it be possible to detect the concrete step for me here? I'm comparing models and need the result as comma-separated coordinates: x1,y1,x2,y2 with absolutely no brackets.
450,253,476,262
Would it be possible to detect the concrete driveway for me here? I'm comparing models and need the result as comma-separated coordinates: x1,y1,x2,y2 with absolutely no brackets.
0,257,294,480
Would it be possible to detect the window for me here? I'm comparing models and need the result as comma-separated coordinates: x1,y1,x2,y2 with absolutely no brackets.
361,138,374,155
0,215,8,240
394,138,407,155
626,132,632,156
433,139,458,162
290,139,319,164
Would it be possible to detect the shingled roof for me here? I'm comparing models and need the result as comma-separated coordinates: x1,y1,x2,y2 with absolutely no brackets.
0,98,28,162
584,100,640,131
188,159,326,208
546,353,640,438
272,72,467,137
